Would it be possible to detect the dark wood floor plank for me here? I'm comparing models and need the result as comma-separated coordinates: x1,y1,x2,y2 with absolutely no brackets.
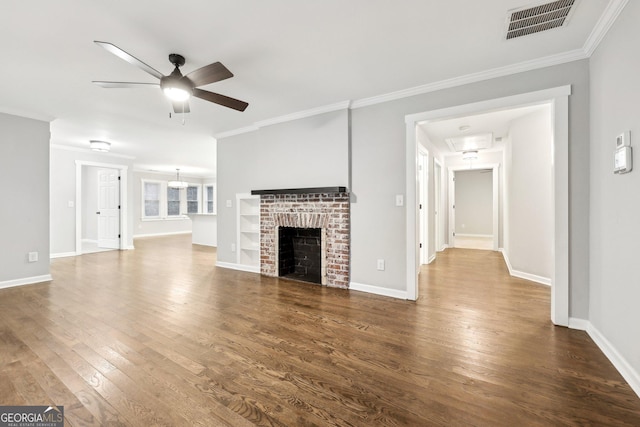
1,235,639,426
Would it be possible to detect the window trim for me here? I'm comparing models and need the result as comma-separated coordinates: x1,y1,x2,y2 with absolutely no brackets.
141,179,163,219
141,178,192,221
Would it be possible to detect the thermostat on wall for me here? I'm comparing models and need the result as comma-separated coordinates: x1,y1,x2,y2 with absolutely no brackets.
614,146,632,174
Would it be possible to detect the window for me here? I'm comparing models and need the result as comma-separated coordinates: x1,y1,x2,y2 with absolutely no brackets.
186,185,200,214
203,183,216,214
167,187,181,216
143,181,161,218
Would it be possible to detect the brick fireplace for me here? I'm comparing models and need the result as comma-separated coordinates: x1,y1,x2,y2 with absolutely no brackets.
252,188,350,288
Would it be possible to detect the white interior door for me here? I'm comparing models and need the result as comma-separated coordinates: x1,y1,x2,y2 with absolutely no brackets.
97,168,120,249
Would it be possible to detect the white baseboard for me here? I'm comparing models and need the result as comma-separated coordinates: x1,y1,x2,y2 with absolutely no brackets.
349,282,408,300
215,261,260,274
0,274,53,290
455,233,493,238
133,231,192,238
51,252,78,259
123,244,135,250
428,254,436,264
81,238,98,244
568,317,589,331
438,244,449,252
582,321,640,399
500,249,551,286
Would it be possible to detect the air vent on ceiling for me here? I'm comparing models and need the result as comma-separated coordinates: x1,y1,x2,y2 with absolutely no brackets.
505,0,577,40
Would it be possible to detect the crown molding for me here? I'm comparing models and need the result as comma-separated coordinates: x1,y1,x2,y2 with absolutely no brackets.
51,143,136,159
254,100,351,128
351,48,586,109
214,101,351,140
213,125,259,140
583,0,629,56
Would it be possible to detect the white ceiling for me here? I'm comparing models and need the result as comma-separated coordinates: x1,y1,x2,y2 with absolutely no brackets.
419,104,550,154
0,0,613,176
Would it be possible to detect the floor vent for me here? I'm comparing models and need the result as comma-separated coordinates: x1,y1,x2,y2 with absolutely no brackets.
506,0,577,40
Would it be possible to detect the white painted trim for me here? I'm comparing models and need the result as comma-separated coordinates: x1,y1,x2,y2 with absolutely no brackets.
568,317,589,331
407,86,570,325
0,274,52,290
133,231,192,239
583,0,629,56
82,238,98,244
214,125,259,140
50,252,78,259
354,51,583,109
213,101,351,139
254,101,351,128
216,261,260,274
500,249,551,286
428,254,436,264
52,144,136,160
454,233,494,238
349,282,408,300
406,121,419,301
587,322,640,399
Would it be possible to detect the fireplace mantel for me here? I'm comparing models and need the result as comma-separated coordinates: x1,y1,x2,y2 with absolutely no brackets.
251,186,348,195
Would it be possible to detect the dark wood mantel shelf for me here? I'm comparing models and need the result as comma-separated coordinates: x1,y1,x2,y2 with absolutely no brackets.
251,187,348,195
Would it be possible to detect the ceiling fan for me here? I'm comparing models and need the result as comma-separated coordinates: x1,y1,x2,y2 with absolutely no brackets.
92,41,248,113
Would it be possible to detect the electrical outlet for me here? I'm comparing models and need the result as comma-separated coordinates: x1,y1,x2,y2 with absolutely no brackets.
377,259,385,271
395,195,404,207
28,252,38,263
231,243,236,252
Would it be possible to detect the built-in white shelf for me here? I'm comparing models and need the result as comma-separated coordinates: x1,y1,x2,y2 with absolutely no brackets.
236,194,260,268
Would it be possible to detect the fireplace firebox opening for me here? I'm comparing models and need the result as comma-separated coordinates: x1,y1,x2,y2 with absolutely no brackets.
278,227,322,284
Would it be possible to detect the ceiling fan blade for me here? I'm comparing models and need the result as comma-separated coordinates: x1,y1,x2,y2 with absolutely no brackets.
93,81,160,88
95,41,164,80
193,88,248,112
185,62,233,87
172,101,190,114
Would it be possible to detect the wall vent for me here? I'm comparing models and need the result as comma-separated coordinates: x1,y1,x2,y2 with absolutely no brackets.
505,0,577,40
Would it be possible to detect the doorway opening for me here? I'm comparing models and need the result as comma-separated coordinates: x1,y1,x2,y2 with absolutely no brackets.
405,86,570,326
449,166,499,251
75,161,129,255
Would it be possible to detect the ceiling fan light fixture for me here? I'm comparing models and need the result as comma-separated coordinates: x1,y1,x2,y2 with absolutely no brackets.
163,86,191,102
90,140,111,152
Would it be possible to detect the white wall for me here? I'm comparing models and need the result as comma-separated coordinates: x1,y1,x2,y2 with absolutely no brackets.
0,113,50,285
589,1,640,394
50,147,135,255
454,170,493,235
506,108,553,280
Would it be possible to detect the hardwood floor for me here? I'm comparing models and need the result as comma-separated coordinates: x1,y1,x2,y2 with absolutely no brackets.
1,235,639,426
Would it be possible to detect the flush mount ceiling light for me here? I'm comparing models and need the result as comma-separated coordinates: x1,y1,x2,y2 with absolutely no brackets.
446,132,493,153
89,140,111,152
168,168,189,189
462,151,479,160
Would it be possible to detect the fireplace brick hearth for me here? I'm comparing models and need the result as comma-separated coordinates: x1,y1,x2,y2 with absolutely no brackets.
257,191,350,288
